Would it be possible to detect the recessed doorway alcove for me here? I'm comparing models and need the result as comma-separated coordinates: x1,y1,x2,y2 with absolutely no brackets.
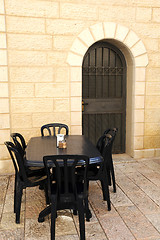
67,22,148,158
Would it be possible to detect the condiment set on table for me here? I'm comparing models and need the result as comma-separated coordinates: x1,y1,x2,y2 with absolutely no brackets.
56,134,67,149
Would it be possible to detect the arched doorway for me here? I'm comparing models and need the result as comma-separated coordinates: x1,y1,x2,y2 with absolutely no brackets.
67,22,148,158
82,41,126,153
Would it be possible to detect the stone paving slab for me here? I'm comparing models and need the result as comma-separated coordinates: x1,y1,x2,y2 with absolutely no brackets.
55,211,77,236
117,206,160,239
98,215,135,240
146,213,160,232
0,211,24,230
25,218,50,240
0,228,24,240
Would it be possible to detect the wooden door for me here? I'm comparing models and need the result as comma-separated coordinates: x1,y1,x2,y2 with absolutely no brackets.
82,41,126,153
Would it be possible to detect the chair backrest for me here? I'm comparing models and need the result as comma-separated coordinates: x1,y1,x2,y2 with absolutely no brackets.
106,129,117,148
104,128,118,154
96,134,106,154
102,133,115,162
96,128,118,154
43,155,89,201
10,133,27,157
103,127,118,135
41,123,69,137
4,141,28,182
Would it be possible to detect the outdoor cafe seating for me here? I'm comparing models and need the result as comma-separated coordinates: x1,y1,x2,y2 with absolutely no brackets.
4,122,118,239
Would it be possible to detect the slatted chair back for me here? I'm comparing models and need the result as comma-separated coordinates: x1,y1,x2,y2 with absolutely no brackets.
41,123,69,137
4,141,28,182
43,155,89,202
101,135,113,162
103,127,118,135
96,128,118,154
106,130,117,155
10,133,27,157
104,128,118,156
96,134,106,154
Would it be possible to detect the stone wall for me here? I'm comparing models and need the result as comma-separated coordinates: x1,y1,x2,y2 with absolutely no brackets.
0,0,10,159
1,0,160,160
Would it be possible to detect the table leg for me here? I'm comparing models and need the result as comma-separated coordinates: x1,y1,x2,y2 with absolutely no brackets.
38,205,51,222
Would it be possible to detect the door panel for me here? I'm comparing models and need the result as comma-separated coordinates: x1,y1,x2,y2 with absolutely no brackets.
82,41,126,153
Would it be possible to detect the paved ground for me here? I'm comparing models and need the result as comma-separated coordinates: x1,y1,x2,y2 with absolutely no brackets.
0,154,160,240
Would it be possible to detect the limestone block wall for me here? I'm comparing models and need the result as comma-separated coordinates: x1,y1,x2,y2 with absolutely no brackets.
0,0,10,159
1,0,160,160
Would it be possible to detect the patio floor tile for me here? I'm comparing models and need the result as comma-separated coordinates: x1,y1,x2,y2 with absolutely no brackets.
25,218,50,240
0,228,24,240
117,205,160,239
98,215,135,240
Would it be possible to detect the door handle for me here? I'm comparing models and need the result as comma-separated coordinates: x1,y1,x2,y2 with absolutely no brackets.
82,100,88,112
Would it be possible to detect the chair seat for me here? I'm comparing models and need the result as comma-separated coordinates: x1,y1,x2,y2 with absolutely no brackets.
76,163,102,179
27,174,47,184
26,166,46,177
51,181,85,197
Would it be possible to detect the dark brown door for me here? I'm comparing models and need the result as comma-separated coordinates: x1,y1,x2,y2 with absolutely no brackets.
82,41,126,153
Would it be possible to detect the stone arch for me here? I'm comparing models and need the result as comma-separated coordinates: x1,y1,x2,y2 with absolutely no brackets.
67,22,148,158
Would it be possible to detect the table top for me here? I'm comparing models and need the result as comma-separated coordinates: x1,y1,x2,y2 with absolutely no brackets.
25,135,102,167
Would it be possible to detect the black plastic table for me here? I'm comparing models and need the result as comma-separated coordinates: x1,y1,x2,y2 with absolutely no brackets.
25,135,102,167
25,135,102,222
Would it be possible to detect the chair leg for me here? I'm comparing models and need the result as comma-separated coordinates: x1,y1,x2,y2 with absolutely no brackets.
51,196,57,240
101,176,111,211
38,205,51,222
107,168,111,186
110,159,116,193
73,209,77,215
84,197,92,221
14,173,18,213
84,180,91,221
39,184,44,190
44,182,50,205
15,184,23,224
111,169,116,193
77,199,85,240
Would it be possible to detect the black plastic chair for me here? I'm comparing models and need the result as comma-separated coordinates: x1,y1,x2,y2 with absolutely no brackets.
86,136,111,211
76,135,111,211
11,132,45,176
41,123,69,137
4,141,48,224
43,155,89,240
103,128,118,193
